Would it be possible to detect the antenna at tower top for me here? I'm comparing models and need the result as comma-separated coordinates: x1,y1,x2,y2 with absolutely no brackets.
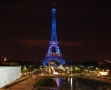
52,2,55,8
53,2,55,6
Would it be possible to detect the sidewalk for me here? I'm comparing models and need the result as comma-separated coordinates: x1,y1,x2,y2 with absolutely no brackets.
0,75,41,90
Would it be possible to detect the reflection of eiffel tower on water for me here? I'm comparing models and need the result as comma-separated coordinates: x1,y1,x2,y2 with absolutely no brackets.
42,6,65,66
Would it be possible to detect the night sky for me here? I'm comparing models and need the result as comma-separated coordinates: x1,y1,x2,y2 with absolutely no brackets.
0,0,111,61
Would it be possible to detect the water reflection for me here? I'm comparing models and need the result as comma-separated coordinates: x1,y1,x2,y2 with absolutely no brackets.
54,77,61,87
71,78,73,87
68,77,70,84
54,77,74,90
54,77,92,90
70,78,73,90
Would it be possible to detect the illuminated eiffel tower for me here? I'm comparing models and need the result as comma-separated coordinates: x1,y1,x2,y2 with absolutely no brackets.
42,6,65,66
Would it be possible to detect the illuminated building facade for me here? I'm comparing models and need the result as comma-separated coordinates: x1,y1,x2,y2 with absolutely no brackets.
42,8,65,66
4,57,7,61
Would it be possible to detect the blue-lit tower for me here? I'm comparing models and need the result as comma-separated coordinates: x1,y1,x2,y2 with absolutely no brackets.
42,7,65,66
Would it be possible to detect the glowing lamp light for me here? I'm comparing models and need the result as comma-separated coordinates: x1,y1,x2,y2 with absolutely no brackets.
96,68,98,70
99,71,108,75
106,70,109,72
53,72,59,75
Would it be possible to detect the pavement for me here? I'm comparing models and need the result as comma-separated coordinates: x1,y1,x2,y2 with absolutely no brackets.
0,75,41,90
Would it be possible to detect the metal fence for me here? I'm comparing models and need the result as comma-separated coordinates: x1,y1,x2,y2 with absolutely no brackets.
98,86,111,90
75,81,93,90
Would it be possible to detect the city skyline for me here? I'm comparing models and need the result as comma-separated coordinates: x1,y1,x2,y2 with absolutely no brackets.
0,1,111,61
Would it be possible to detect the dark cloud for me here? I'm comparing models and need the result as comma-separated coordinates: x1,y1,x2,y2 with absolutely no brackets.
17,39,83,47
18,39,49,48
59,41,83,47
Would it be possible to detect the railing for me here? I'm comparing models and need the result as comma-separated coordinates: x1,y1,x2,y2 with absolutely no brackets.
76,82,93,90
98,86,111,90
73,78,93,90
34,86,67,90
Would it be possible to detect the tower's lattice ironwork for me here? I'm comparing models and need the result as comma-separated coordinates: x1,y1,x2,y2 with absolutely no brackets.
42,8,65,66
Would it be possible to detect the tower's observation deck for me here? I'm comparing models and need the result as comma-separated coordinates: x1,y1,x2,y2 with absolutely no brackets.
46,53,62,57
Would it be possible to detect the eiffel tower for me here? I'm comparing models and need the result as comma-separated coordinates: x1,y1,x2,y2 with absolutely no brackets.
42,7,65,66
